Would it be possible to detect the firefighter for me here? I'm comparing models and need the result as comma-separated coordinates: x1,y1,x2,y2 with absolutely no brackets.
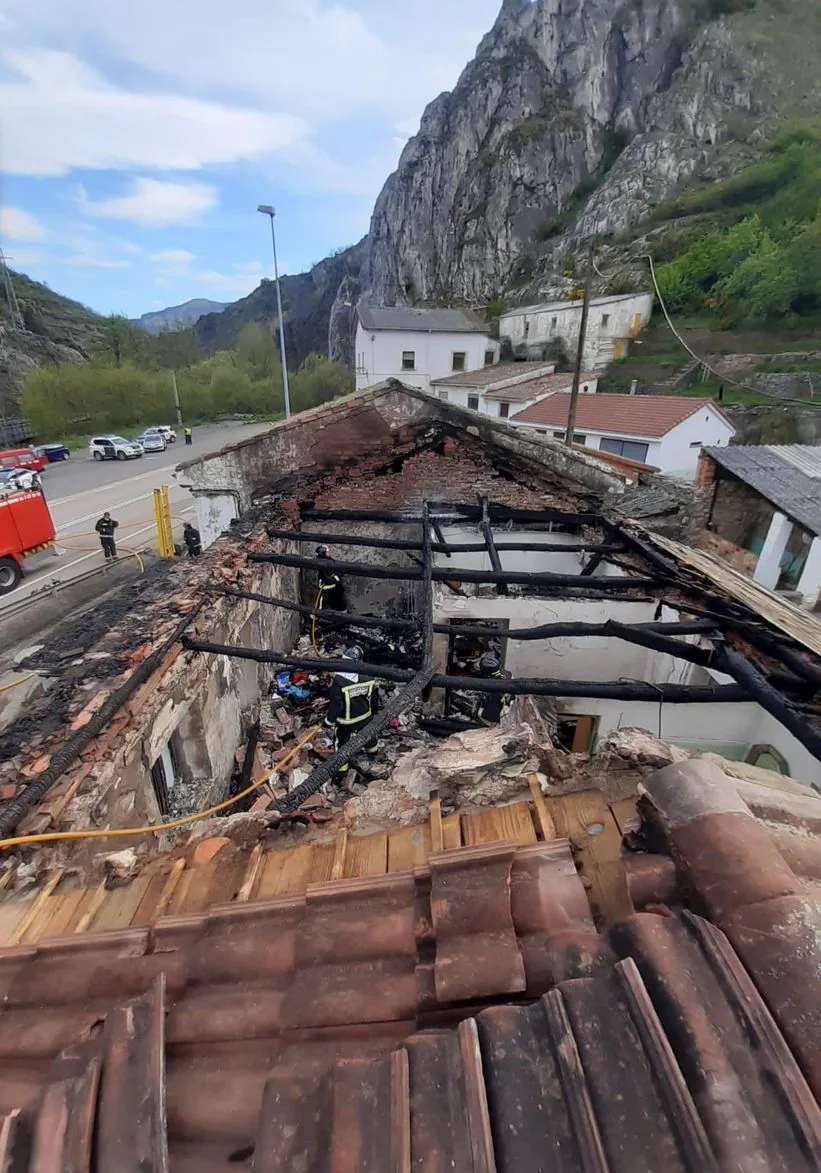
95,512,119,560
315,545,347,612
324,646,379,776
183,521,202,557
477,652,513,726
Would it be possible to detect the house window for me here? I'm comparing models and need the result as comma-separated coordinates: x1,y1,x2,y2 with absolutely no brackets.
452,352,467,372
401,351,416,371
499,402,511,419
600,437,650,462
468,396,480,411
523,319,530,339
484,350,496,366
150,736,183,816
437,389,449,402
601,314,611,328
550,316,558,333
689,441,703,449
553,430,587,444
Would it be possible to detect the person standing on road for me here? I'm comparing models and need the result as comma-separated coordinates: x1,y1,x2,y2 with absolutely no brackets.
95,512,119,560
183,521,202,557
184,426,193,446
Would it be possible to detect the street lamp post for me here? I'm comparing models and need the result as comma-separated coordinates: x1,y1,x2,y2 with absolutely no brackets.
257,204,292,419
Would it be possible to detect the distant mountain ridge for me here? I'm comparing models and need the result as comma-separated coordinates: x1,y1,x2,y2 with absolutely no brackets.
134,298,229,335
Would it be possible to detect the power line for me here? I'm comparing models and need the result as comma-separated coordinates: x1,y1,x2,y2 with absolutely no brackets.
645,253,821,410
0,246,24,332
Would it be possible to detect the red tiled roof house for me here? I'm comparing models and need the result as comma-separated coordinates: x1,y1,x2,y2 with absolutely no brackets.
511,393,735,480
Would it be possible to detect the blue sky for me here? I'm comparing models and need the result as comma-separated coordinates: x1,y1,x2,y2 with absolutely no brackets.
0,0,502,317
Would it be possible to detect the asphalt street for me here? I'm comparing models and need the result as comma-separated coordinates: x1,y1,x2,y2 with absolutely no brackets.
1,422,271,613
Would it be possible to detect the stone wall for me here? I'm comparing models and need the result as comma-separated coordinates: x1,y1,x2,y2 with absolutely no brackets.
708,473,774,552
725,405,821,447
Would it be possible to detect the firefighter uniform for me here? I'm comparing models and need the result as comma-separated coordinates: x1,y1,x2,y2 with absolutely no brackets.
325,652,379,776
316,546,347,612
95,513,119,560
478,654,513,726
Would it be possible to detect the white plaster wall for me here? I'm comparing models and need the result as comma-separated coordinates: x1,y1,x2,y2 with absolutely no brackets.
355,325,498,392
434,593,657,681
196,492,239,550
558,697,820,787
655,408,735,479
499,294,653,370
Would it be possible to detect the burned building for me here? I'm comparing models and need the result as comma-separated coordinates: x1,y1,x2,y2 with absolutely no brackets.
0,381,820,1170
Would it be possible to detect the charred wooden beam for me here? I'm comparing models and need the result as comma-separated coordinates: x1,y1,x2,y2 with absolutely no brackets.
248,550,660,592
183,639,749,703
581,523,619,578
302,505,602,526
264,526,616,556
716,646,821,764
480,496,508,596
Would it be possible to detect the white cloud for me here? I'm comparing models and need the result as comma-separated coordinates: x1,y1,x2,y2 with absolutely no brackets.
64,255,131,268
0,206,46,242
234,261,262,273
0,49,309,177
87,179,217,227
195,269,262,295
151,249,197,265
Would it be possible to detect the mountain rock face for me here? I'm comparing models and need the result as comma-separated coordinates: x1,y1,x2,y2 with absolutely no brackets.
362,0,794,305
194,242,366,368
134,298,228,335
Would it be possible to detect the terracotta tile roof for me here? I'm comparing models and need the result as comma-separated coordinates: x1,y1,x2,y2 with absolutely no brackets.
433,361,556,389
512,392,730,437
483,371,597,401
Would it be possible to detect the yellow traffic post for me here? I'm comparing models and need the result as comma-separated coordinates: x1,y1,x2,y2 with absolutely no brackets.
153,487,174,557
160,485,174,555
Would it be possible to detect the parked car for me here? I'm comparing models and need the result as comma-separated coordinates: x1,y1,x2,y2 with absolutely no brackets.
0,468,41,492
136,429,167,453
34,443,71,462
150,425,177,443
0,447,48,474
89,436,143,461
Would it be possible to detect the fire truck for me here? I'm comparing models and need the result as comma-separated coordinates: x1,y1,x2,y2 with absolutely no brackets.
0,489,56,594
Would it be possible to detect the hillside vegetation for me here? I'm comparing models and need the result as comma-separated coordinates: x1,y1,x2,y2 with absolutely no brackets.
20,320,352,439
653,127,821,329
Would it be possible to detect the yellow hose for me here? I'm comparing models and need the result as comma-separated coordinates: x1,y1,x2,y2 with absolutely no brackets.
0,674,34,694
54,536,146,574
0,723,322,851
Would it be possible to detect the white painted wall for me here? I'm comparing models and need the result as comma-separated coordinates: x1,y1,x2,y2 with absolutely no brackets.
355,324,499,392
195,492,239,550
558,697,820,787
500,293,654,371
511,405,734,479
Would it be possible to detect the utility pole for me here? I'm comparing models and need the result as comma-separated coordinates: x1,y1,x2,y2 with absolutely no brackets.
565,241,595,448
170,370,183,427
257,205,292,419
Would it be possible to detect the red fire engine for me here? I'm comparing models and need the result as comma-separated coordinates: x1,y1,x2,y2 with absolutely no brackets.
0,489,56,595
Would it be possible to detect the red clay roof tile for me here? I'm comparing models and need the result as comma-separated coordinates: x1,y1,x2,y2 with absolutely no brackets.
512,392,727,436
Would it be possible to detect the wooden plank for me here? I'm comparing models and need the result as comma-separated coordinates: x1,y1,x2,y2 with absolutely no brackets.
38,888,88,940
550,790,631,928
237,844,265,902
610,797,639,835
544,795,571,841
10,870,63,944
166,870,199,918
462,803,537,848
528,774,557,842
273,845,315,896
344,833,388,879
74,881,109,934
256,850,290,900
0,900,31,946
93,877,153,932
0,867,14,892
152,859,186,923
200,851,247,909
387,824,432,873
429,793,444,854
442,814,462,851
15,892,64,945
330,831,348,881
128,875,169,928
308,842,336,885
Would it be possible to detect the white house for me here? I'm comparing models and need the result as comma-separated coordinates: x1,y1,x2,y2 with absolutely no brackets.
499,292,654,371
355,307,500,392
432,365,599,419
510,393,735,479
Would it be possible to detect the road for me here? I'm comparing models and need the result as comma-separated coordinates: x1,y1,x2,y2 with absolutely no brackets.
1,422,271,613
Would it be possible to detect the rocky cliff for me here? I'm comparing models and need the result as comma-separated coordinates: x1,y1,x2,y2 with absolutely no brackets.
363,0,811,306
